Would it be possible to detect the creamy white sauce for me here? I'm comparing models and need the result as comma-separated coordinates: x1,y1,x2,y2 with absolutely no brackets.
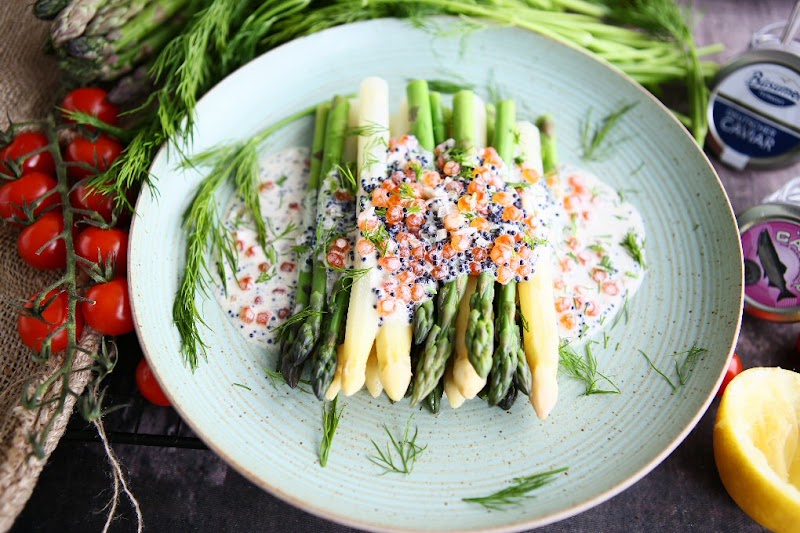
214,147,309,346
214,145,646,349
551,166,646,342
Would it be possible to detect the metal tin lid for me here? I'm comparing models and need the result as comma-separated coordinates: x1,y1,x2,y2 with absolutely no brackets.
707,48,800,170
739,202,800,321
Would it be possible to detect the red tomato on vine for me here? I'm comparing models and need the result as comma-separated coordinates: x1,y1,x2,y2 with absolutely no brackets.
0,172,60,224
75,226,128,275
17,210,67,270
64,135,123,180
18,289,83,353
0,131,55,177
61,88,119,126
82,278,134,336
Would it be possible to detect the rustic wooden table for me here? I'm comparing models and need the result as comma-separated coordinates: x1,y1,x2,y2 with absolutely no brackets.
12,1,800,531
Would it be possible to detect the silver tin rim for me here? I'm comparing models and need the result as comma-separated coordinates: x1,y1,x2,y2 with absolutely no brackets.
707,49,800,170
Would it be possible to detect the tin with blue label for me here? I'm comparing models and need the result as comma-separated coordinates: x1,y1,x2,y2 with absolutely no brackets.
708,7,800,169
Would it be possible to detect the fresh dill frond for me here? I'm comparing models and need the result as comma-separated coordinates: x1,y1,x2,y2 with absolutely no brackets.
581,102,637,161
505,181,532,189
599,255,614,272
320,397,343,467
639,350,677,391
233,383,252,391
368,416,427,475
264,368,288,388
558,341,620,395
329,266,373,289
639,344,707,392
273,307,325,339
675,344,707,386
336,162,358,193
463,467,568,510
172,104,317,368
348,121,389,138
620,231,646,268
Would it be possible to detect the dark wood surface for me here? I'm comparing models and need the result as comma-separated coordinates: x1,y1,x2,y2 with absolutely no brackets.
13,1,800,531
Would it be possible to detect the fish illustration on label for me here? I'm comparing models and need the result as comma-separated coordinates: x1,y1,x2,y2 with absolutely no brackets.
756,229,795,300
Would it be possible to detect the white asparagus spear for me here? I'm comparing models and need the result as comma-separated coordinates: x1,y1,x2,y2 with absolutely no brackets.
444,358,466,409
339,77,389,396
375,322,412,401
515,120,559,419
365,343,383,398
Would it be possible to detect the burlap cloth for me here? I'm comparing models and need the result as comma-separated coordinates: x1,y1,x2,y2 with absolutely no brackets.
0,2,97,531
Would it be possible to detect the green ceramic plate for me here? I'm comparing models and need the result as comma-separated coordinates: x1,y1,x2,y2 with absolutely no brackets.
129,18,743,532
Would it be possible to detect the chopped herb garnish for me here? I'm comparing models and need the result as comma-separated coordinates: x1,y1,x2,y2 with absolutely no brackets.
558,341,620,395
599,255,614,272
291,243,311,256
276,175,288,186
256,270,276,283
407,205,422,214
363,222,390,255
368,416,426,475
620,231,646,268
320,397,343,467
374,207,388,217
505,181,532,189
399,182,416,200
581,102,638,161
462,467,568,510
638,344,707,392
233,383,252,391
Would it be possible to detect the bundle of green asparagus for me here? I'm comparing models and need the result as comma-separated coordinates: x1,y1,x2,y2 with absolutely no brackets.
35,0,197,100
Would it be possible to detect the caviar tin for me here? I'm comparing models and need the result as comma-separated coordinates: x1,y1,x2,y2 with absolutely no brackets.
739,202,800,321
707,12,800,169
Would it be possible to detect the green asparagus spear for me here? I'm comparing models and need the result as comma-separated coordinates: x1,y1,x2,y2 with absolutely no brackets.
497,377,518,411
488,280,519,405
85,0,151,37
514,323,532,396
34,0,70,20
279,103,329,385
409,90,475,405
407,80,434,151
288,95,349,368
429,91,446,146
424,377,444,414
52,0,108,46
486,100,520,405
407,80,437,346
467,100,516,378
536,115,558,174
310,279,350,398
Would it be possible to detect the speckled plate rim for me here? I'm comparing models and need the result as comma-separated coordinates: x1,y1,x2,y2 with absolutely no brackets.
129,17,744,533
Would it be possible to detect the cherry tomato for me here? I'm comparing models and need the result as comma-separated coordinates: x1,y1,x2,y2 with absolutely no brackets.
69,181,117,222
0,172,60,224
82,278,134,336
135,357,170,406
75,226,128,274
64,135,123,180
17,210,67,270
18,289,83,353
0,131,55,177
61,87,119,126
716,353,743,398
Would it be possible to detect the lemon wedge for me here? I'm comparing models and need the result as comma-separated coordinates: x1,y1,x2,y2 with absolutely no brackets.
713,367,800,533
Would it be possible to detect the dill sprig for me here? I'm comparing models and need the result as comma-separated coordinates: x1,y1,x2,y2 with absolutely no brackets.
639,344,707,392
320,397,344,467
559,341,621,395
462,467,568,510
368,416,427,475
620,231,646,268
173,104,316,369
581,102,637,161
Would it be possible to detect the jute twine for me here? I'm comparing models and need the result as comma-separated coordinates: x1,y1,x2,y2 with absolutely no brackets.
0,2,97,530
